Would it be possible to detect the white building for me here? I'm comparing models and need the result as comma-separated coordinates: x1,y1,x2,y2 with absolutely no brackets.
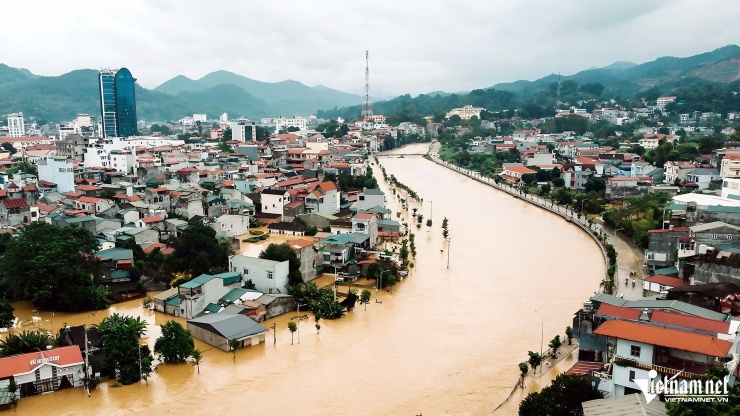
212,214,250,239
193,114,207,122
353,188,386,211
446,105,485,120
261,189,290,216
7,112,25,137
229,119,256,141
220,113,228,122
73,114,97,137
0,346,86,399
178,272,243,319
37,156,75,193
275,116,307,131
721,178,740,199
229,254,290,294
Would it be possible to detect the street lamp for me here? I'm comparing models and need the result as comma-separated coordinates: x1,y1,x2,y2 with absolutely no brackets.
377,270,389,303
445,236,451,268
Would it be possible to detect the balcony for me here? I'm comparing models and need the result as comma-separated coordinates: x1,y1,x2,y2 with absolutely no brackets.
614,355,708,380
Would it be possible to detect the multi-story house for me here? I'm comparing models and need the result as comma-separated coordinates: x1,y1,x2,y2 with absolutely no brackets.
229,255,290,294
174,190,204,219
304,181,339,215
663,161,698,185
354,188,386,211
287,239,318,283
351,213,378,247
645,226,690,269
689,222,740,249
593,319,734,398
684,168,721,190
261,189,289,217
177,272,243,319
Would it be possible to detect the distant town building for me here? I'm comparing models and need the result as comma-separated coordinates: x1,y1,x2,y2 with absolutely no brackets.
229,119,256,141
193,114,207,122
6,112,25,137
275,116,307,131
446,105,485,120
98,68,138,138
656,96,677,108
220,113,228,122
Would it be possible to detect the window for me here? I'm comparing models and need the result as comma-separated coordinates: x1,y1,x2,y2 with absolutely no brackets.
267,271,273,280
41,378,53,392
729,235,734,240
712,234,717,239
630,345,641,357
359,195,365,201
243,268,248,275
629,370,636,382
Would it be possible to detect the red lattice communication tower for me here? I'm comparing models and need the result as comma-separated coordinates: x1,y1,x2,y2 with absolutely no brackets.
361,50,373,121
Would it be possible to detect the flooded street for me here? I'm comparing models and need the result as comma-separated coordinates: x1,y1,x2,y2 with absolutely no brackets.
3,143,604,416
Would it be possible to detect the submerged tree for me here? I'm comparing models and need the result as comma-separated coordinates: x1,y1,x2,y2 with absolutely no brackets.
154,321,195,363
288,322,297,345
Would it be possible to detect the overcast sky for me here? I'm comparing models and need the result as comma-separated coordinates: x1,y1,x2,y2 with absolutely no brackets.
3,0,739,99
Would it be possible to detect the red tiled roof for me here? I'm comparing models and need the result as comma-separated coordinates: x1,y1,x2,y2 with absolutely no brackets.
22,185,38,192
651,310,730,334
143,243,174,255
596,303,641,320
75,184,102,191
140,215,164,224
289,239,314,250
565,361,603,377
593,320,732,358
77,196,103,203
648,228,690,233
2,198,29,209
38,180,56,186
0,346,83,379
644,274,686,288
354,213,374,220
506,166,536,174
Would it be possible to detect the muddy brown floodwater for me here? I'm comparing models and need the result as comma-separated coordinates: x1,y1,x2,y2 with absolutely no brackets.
2,143,604,416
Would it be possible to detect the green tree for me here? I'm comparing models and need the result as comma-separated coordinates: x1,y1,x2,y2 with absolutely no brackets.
519,362,529,379
0,330,54,357
565,326,573,345
0,222,108,311
521,174,537,186
527,351,542,374
552,177,565,188
1,143,17,153
191,348,203,373
259,243,302,286
96,314,151,385
229,338,239,362
165,223,231,281
360,289,372,310
154,321,195,363
0,299,14,329
256,126,271,140
287,322,297,345
548,335,562,356
519,374,603,416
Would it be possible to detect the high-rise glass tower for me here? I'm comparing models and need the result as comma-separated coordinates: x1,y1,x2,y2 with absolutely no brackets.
98,67,138,138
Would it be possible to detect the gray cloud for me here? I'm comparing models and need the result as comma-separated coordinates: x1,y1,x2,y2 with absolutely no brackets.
1,0,738,99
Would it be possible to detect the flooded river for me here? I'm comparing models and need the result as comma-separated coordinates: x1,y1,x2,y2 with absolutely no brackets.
2,143,604,416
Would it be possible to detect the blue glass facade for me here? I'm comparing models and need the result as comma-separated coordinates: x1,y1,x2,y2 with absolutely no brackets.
99,70,117,138
98,67,138,138
114,68,138,137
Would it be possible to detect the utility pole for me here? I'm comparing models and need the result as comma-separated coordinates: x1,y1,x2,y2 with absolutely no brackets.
84,325,90,397
272,323,276,346
446,236,451,268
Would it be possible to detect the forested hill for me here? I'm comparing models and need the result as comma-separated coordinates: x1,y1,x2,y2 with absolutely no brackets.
318,45,740,121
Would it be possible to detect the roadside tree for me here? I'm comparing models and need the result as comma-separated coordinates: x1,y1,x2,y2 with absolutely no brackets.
519,374,603,416
527,351,542,374
288,322,297,345
154,321,195,363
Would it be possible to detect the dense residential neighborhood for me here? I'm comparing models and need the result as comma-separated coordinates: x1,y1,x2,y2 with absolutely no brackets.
2,48,740,415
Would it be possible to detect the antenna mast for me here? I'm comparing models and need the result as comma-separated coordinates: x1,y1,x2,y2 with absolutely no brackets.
361,50,373,121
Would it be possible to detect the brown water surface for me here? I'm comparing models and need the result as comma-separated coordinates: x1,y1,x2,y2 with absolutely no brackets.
2,143,604,415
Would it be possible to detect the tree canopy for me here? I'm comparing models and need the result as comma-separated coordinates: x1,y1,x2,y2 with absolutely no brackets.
154,320,195,363
0,222,109,311
165,222,231,281
519,373,603,416
96,313,151,385
259,243,302,286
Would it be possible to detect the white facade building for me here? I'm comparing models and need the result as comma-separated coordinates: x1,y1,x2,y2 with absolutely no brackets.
37,156,75,193
0,346,86,399
229,119,256,141
229,255,290,294
721,178,740,199
275,116,307,131
7,112,25,137
446,105,485,120
193,114,207,122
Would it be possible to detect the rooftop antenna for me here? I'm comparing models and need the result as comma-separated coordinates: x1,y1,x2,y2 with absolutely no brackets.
361,50,373,122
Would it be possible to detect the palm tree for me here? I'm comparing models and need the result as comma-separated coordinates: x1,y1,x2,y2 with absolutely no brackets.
0,330,54,356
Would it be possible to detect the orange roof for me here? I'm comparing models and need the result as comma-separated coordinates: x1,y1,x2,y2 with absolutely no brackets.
506,166,536,174
651,310,730,334
289,239,314,250
140,215,164,223
143,243,174,255
319,181,337,191
596,303,641,320
0,346,83,379
354,213,374,221
644,274,686,288
77,196,103,203
593,320,732,358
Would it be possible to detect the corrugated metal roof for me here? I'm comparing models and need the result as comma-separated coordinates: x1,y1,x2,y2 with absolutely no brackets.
582,393,667,416
188,313,267,340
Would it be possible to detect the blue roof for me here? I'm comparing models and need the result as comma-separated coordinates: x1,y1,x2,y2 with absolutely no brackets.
165,297,180,306
320,234,356,245
180,274,215,289
213,272,241,286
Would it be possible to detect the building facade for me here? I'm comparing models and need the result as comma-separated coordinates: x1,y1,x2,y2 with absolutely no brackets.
98,68,138,138
7,112,25,137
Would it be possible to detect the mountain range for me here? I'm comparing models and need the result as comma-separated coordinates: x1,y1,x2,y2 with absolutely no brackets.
0,67,361,123
1,45,739,124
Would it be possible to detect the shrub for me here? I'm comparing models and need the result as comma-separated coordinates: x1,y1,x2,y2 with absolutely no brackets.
249,230,264,235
